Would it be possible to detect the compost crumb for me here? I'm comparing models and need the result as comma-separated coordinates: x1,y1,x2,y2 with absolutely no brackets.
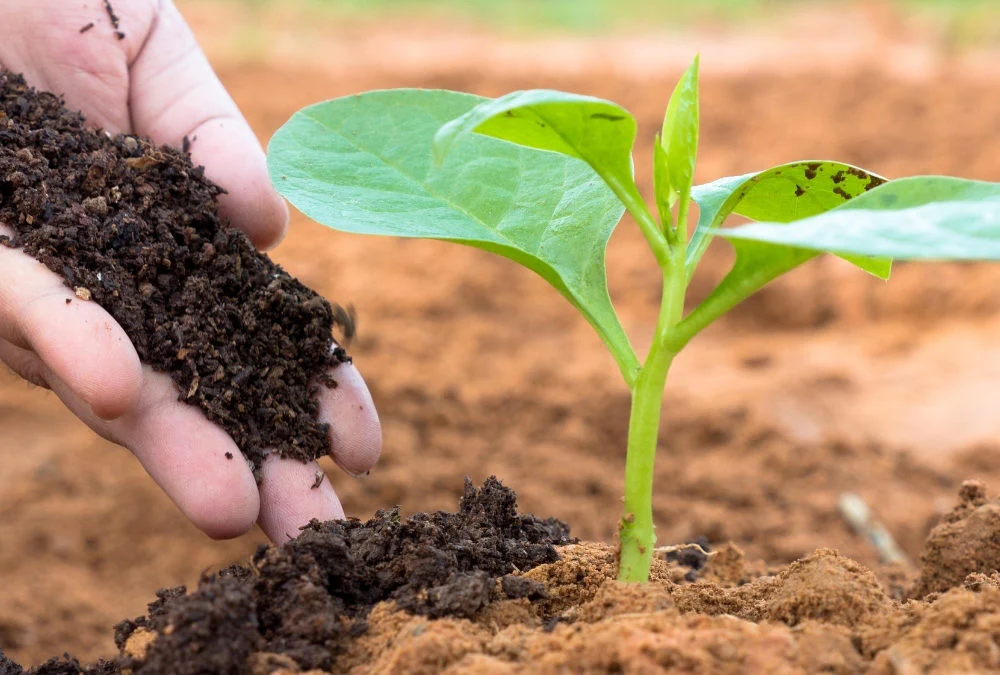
0,70,348,473
102,0,125,40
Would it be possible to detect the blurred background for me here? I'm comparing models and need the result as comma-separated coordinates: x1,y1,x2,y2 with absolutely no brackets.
4,0,1000,666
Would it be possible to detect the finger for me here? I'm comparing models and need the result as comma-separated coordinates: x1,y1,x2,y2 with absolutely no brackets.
126,1,288,249
257,455,345,544
0,338,46,388
39,361,260,539
0,236,142,419
318,360,382,477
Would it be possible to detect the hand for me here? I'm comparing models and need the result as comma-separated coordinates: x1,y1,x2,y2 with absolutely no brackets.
0,0,382,542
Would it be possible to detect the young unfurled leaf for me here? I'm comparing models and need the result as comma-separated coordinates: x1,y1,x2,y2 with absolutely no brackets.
687,160,891,280
433,89,646,221
267,89,639,383
721,176,1000,259
654,55,700,227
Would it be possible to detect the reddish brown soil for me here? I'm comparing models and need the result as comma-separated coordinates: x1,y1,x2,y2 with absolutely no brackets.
6,6,1000,673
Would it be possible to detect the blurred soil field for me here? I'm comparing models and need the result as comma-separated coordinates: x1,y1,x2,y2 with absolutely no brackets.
5,0,1000,666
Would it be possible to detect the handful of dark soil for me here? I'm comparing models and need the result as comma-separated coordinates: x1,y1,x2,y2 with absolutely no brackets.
0,70,346,474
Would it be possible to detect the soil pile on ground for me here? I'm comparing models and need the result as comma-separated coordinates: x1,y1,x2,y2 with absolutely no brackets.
0,69,346,474
13,478,1000,675
12,482,1000,673
4,478,570,674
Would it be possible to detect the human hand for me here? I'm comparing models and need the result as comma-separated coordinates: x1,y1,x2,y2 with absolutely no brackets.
0,0,382,542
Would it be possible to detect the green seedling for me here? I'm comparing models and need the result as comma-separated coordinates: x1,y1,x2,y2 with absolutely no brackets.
267,56,1000,583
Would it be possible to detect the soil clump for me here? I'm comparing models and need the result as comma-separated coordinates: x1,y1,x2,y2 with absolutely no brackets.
0,70,346,474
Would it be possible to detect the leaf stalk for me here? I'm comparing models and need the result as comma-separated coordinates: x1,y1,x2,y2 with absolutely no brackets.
608,176,672,267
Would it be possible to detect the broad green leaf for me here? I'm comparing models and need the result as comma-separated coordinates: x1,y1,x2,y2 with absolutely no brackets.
655,55,700,225
687,160,890,280
267,89,640,384
433,89,645,218
721,176,1000,259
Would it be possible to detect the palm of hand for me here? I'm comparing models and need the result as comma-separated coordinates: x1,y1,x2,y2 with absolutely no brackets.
0,0,381,542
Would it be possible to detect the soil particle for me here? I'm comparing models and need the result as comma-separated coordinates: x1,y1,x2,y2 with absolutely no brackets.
499,576,548,602
663,536,711,582
912,480,1000,597
764,548,892,627
108,478,571,673
124,575,259,675
572,579,675,623
697,542,754,586
0,70,346,473
869,587,1000,674
791,622,866,674
669,548,892,629
0,652,19,675
1,655,118,675
518,542,620,616
102,1,125,40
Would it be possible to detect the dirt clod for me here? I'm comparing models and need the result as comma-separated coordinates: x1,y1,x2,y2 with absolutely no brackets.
913,481,1000,597
765,548,891,627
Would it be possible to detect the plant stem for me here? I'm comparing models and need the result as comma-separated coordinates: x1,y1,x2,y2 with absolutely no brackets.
618,342,673,581
667,247,813,353
618,243,687,582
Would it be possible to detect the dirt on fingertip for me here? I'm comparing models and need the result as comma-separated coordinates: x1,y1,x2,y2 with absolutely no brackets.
0,69,348,475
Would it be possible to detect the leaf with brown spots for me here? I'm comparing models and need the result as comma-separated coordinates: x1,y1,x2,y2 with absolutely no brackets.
687,160,890,281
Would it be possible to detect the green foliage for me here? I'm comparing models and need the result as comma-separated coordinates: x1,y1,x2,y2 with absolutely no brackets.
267,89,639,382
722,176,1000,259
688,160,891,281
435,90,665,270
268,63,1000,585
434,89,639,206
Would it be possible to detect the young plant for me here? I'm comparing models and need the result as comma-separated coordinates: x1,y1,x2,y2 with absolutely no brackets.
267,57,1000,583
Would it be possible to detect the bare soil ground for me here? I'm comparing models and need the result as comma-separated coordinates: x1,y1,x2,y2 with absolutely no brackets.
5,4,1000,671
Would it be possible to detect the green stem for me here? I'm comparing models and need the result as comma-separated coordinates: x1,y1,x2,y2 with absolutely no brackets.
667,248,814,353
618,343,673,581
618,244,687,582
